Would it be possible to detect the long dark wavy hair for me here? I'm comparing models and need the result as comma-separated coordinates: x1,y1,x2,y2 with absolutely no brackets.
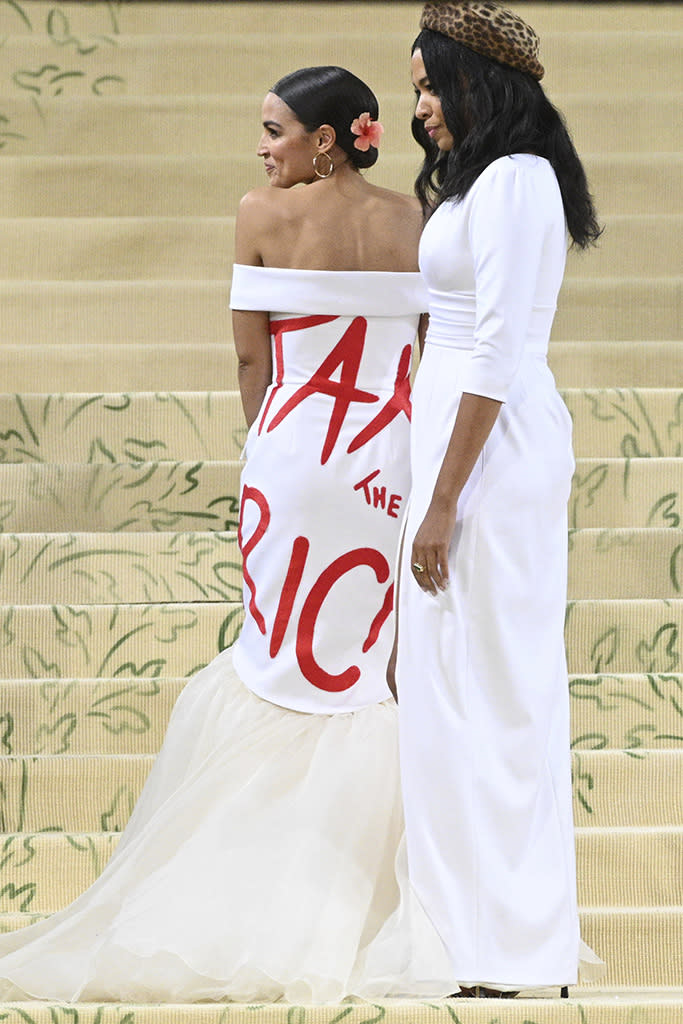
272,66,380,171
412,29,602,249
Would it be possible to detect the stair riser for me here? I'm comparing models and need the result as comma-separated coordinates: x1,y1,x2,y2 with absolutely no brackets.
0,344,681,394
0,156,677,217
0,389,681,465
0,392,246,464
0,599,679,677
567,530,683,600
1,215,676,280
0,459,679,532
562,389,683,460
0,996,678,1022
6,0,680,34
0,529,679,604
2,96,679,157
0,604,240,681
1,829,680,913
0,750,680,832
549,343,683,390
1,34,678,98
0,280,677,345
1,672,681,757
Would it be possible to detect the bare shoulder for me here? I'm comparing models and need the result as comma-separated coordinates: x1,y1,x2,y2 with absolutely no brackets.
237,186,280,221
370,185,423,225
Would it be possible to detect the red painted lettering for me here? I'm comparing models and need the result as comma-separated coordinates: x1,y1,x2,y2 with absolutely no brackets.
347,342,413,453
353,469,381,503
372,486,387,510
238,486,270,635
296,548,391,691
387,494,402,519
258,315,338,435
270,535,309,658
363,583,394,653
266,317,378,464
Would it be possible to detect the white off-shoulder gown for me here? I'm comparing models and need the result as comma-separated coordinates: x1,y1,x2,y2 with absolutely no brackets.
0,268,458,1003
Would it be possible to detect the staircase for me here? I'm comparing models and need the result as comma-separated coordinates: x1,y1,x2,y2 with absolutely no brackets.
0,1,681,1021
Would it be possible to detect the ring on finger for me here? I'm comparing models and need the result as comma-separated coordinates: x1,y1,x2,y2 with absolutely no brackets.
412,562,425,573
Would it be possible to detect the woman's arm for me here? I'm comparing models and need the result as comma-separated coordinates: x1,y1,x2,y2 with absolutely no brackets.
410,391,501,595
417,312,429,356
232,309,272,428
411,161,549,594
232,192,273,427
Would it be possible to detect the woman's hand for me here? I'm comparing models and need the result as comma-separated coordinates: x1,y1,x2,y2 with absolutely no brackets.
411,496,457,595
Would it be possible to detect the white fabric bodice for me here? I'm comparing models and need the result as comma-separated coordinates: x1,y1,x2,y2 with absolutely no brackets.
229,266,427,714
418,154,567,402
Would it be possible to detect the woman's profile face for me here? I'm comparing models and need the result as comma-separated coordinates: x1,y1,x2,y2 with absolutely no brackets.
257,92,318,188
411,49,454,153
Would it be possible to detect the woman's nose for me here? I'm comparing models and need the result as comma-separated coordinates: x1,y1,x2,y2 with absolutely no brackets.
257,133,269,156
415,94,430,119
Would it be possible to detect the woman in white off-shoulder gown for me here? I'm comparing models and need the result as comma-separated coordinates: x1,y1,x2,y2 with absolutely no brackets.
0,66,457,1003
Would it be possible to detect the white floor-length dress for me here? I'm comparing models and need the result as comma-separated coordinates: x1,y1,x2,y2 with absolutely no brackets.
0,268,457,1003
396,155,603,989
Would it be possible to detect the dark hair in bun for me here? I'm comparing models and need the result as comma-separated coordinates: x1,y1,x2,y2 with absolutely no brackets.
271,66,380,170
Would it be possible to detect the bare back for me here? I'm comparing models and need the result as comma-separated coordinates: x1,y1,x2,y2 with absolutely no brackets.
235,174,423,273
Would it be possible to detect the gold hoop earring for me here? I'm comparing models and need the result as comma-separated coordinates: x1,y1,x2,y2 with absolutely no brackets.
313,152,334,179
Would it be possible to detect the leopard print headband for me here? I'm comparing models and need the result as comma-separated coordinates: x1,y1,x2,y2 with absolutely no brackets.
420,1,545,80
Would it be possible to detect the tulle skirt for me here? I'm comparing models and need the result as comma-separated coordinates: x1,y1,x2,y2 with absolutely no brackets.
0,648,456,1003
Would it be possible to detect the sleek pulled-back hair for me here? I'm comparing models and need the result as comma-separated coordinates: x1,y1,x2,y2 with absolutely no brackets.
412,29,602,249
271,66,380,170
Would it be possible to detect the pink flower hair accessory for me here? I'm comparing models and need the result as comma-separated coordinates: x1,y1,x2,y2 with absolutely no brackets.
350,112,384,152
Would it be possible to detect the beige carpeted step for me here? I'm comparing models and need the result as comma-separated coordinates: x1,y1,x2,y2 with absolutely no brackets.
2,94,679,157
2,32,679,98
0,458,679,532
0,344,237,392
580,909,683,990
0,217,237,280
0,155,677,217
0,461,245,533
565,599,683,676
0,342,679,393
0,528,677,605
565,216,683,279
0,279,677,345
0,388,679,465
0,747,681,832
0,997,677,1023
0,598,678,679
562,388,683,458
568,529,683,600
1,826,680,915
0,677,187,756
0,214,676,281
2,666,682,759
569,673,683,754
0,392,246,464
577,828,683,908
549,342,683,390
5,0,681,36
0,532,241,605
0,603,240,681
1,671,681,757
569,458,683,529
552,279,681,343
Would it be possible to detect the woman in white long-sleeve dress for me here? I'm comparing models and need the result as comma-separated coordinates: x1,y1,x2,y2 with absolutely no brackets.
394,1,604,997
0,66,457,1003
